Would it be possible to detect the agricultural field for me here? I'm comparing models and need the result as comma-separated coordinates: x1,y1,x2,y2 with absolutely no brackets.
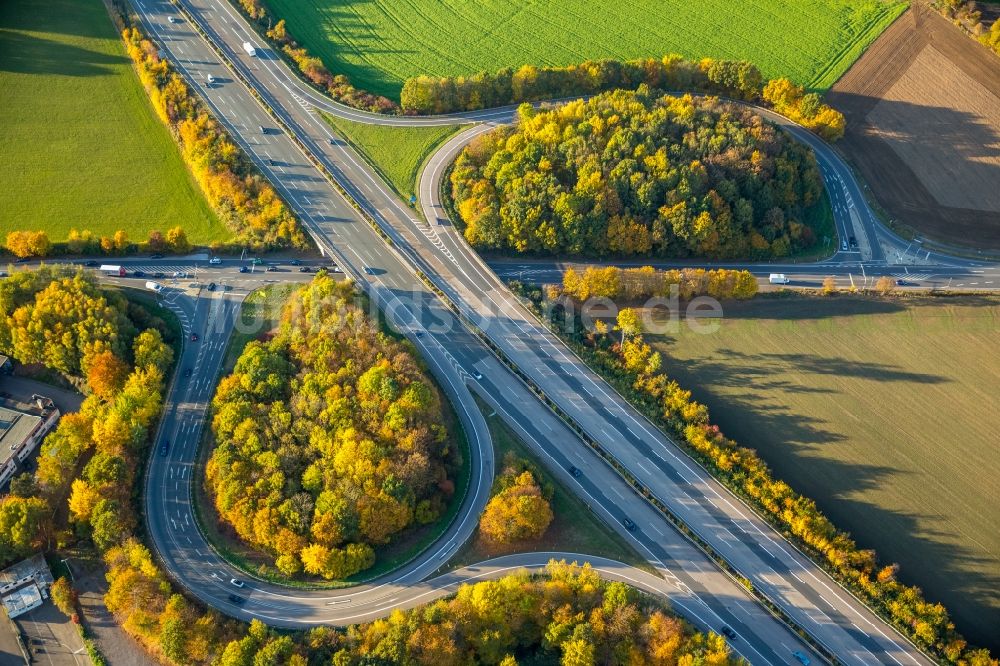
267,0,907,100
647,295,1000,649
0,0,228,244
828,3,1000,249
321,113,460,203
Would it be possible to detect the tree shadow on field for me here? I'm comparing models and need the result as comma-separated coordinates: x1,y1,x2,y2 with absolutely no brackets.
272,0,413,100
0,28,125,76
653,343,998,650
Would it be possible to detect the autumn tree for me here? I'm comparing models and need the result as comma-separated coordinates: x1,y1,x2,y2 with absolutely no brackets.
822,276,837,295
615,308,642,345
875,276,896,295
86,350,130,399
480,470,553,545
5,230,51,258
166,226,190,253
50,577,77,618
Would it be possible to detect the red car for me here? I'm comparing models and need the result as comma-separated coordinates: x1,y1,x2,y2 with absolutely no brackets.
190,333,199,342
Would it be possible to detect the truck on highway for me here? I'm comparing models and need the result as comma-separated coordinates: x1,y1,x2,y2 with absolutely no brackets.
100,264,126,277
145,281,164,293
242,41,256,57
768,273,790,285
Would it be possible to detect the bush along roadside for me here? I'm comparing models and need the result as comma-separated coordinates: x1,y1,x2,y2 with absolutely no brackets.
229,0,398,114
106,2,307,252
511,279,996,666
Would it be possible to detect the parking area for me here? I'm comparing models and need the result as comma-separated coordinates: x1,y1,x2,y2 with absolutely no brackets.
14,601,89,666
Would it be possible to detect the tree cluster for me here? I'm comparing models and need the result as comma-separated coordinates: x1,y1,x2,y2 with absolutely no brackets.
402,54,763,114
206,274,456,579
514,283,997,666
0,267,174,565
452,90,823,260
225,561,735,666
561,266,758,302
762,78,845,141
933,0,1000,56
479,457,553,546
120,24,307,250
4,231,51,259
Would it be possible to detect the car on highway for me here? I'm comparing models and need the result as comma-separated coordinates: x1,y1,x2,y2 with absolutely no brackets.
152,271,165,279
150,253,164,259
896,279,916,287
132,270,145,278
415,330,424,338
471,370,483,380
267,158,275,166
289,259,301,265
84,260,100,267
207,282,216,291
206,74,216,85
363,266,376,275
228,594,245,605
190,333,199,342
622,517,637,531
167,16,177,23
209,256,222,265
569,465,582,478
266,265,278,272
841,239,848,251
330,265,343,273
230,578,245,588
239,266,249,273
172,271,188,278
792,651,811,666
299,266,312,273
183,368,192,378
849,236,858,248
159,440,169,457
720,626,737,640
259,125,266,134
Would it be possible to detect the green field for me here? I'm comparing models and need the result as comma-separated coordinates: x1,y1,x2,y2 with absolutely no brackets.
321,112,459,203
648,296,999,648
0,0,228,244
268,0,908,100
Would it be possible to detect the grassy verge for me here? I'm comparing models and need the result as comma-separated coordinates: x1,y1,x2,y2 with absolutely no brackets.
646,294,1000,649
0,0,228,243
450,397,652,573
320,112,461,204
192,282,475,588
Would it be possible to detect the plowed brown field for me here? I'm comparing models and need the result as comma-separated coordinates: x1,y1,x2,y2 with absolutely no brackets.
828,4,1000,250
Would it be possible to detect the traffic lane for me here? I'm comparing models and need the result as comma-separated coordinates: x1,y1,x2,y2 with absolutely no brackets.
464,356,815,666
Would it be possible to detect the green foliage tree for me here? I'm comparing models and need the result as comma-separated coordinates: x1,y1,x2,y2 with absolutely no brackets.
50,577,77,618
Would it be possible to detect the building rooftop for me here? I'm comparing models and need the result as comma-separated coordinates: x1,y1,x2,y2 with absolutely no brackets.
1,582,41,618
0,393,56,473
0,553,53,593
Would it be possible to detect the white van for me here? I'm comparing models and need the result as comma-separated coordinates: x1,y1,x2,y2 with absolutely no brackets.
768,273,790,285
146,281,164,293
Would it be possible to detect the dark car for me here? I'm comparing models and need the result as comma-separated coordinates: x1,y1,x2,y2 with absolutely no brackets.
132,270,146,278
15,257,30,264
150,253,164,259
622,517,637,531
159,440,169,457
267,158,275,166
720,626,737,640
298,266,312,273
190,332,199,342
895,279,915,287
266,265,278,272
849,236,858,248
183,367,193,378
228,594,246,605
569,466,582,478
152,271,165,279
85,260,100,267
207,282,216,291
239,266,249,273
289,259,301,265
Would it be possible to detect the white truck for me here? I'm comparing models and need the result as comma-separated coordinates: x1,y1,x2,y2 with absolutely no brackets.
145,281,164,293
242,41,256,57
768,273,790,285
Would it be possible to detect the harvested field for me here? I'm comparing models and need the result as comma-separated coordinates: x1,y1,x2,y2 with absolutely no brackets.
828,4,1000,250
648,296,1000,650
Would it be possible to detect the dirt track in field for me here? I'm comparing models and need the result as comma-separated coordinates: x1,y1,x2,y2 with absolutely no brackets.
828,3,1000,250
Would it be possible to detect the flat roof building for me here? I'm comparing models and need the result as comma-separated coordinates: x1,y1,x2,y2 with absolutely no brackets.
0,553,53,619
0,394,59,490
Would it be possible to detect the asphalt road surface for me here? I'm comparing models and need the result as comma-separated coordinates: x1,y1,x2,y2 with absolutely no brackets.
112,0,998,664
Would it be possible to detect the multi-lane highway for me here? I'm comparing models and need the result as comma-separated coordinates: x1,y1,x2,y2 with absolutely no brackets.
114,0,999,664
